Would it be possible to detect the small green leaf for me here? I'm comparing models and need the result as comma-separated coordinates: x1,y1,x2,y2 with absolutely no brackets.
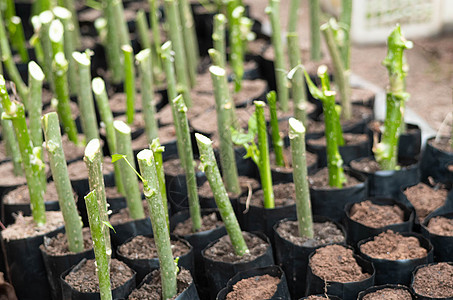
111,154,126,163
303,68,325,101
248,112,258,136
174,257,180,275
102,221,116,233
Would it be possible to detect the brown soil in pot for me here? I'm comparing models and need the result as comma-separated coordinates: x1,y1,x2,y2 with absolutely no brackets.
270,147,317,173
350,157,382,173
186,93,216,120
0,143,6,161
412,262,453,298
404,183,447,222
198,176,260,198
1,211,64,241
131,125,177,152
203,232,268,263
60,133,86,162
275,220,345,247
40,227,93,256
308,167,361,189
310,105,373,133
163,157,200,177
105,185,123,199
239,182,295,208
0,162,28,187
305,296,333,300
349,200,405,228
42,100,79,120
307,133,368,147
190,107,250,135
109,199,148,225
360,230,427,260
362,288,412,300
429,137,453,153
309,244,371,282
117,235,190,260
155,104,173,127
427,216,453,236
109,92,147,113
225,274,279,300
110,112,146,133
64,258,134,293
231,79,267,106
128,268,192,300
3,181,63,204
172,212,224,236
67,157,114,181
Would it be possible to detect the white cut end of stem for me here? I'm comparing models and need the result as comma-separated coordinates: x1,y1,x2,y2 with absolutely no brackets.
215,14,226,23
113,120,131,134
28,61,45,81
137,149,153,162
10,16,21,25
49,19,64,43
317,65,328,76
84,138,101,160
39,10,54,24
288,117,305,135
0,75,6,86
254,100,266,107
209,65,226,77
53,6,71,19
72,52,90,66
54,52,68,67
121,44,133,53
195,133,212,146
31,16,41,30
162,41,172,52
92,77,105,95
94,18,107,30
325,90,336,97
135,49,150,62
232,6,244,18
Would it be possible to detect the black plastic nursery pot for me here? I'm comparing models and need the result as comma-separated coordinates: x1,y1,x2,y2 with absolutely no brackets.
420,137,453,186
305,247,375,299
299,295,342,300
60,258,136,300
344,197,415,247
309,169,368,223
421,209,453,262
109,217,153,250
358,232,433,286
116,234,194,284
357,284,415,299
40,234,95,300
306,134,370,168
350,156,420,198
273,216,347,300
270,148,318,184
410,262,453,300
201,231,275,299
2,198,60,226
1,225,64,300
216,265,290,300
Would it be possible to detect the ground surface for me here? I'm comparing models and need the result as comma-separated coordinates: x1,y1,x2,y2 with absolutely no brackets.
245,0,453,133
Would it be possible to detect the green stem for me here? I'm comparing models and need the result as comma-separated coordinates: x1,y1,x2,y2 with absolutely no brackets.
84,139,112,261
61,0,81,47
122,45,136,125
42,112,83,252
84,190,112,300
112,0,130,46
0,76,46,225
212,14,226,68
287,32,307,125
178,0,198,88
266,0,289,112
92,77,125,195
164,0,192,107
39,10,55,91
137,149,177,299
339,0,352,70
9,16,29,62
136,49,159,142
114,121,145,219
28,61,45,148
196,133,249,256
0,104,22,175
173,95,202,232
321,19,351,120
254,101,274,208
73,52,99,142
104,0,122,83
151,138,169,231
288,118,313,238
309,0,321,61
228,4,244,92
267,91,285,167
148,0,163,82
136,9,151,49
49,19,64,56
288,0,300,33
53,52,80,145
209,66,241,195
0,12,28,101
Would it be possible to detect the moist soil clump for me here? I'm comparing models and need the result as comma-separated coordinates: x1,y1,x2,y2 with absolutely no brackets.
64,259,134,293
203,232,268,263
197,176,260,199
40,227,92,256
350,157,382,173
128,268,192,300
308,168,361,189
0,162,28,186
225,274,279,300
2,211,64,240
239,182,295,208
270,147,317,172
172,212,223,236
275,220,345,247
429,137,453,153
309,244,371,282
427,216,453,236
360,230,427,260
308,133,368,147
362,288,412,300
117,235,190,260
349,200,405,228
412,262,453,298
3,181,62,204
404,183,447,222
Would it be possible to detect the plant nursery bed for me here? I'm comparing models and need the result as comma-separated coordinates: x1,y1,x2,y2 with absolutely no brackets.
404,183,448,222
349,200,405,228
275,220,344,247
224,274,279,300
